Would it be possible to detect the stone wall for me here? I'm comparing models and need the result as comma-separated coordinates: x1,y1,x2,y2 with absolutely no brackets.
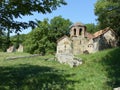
17,44,23,52
56,23,118,55
57,37,72,55
7,44,23,53
70,22,86,37
103,30,117,47
71,36,89,55
7,46,16,53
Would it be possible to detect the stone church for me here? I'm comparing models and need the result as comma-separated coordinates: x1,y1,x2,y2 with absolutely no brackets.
56,22,118,55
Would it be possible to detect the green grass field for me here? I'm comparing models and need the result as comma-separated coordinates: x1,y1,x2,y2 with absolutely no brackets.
0,48,120,90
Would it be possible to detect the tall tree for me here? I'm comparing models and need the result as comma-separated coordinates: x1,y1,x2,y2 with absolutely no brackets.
0,0,67,31
10,33,23,49
24,19,50,54
85,23,99,33
24,16,72,54
94,0,120,35
0,30,6,51
50,16,72,42
49,16,72,53
0,0,67,50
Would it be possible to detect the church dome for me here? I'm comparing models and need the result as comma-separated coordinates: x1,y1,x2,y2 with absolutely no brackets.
73,22,84,26
69,22,85,29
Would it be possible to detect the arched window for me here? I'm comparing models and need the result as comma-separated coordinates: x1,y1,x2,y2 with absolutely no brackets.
74,28,76,35
79,28,82,35
88,44,94,48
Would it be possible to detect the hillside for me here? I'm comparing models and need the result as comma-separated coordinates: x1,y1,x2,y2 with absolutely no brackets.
0,48,120,90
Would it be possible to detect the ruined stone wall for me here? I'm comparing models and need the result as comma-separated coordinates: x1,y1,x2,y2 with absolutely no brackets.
92,38,100,52
7,44,24,53
103,30,117,47
87,30,118,53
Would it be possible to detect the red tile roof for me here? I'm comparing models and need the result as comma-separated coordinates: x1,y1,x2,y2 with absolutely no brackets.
85,32,94,39
85,27,115,39
93,27,111,38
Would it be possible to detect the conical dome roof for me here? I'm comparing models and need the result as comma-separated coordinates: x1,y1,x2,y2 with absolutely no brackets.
73,22,84,26
69,22,85,29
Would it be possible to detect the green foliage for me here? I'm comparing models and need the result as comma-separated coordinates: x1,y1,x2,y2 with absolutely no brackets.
0,30,7,51
101,48,120,88
0,48,120,89
94,0,120,35
50,16,72,39
77,48,120,89
24,19,50,54
24,16,72,54
10,34,27,49
0,0,67,52
85,23,99,33
0,0,67,31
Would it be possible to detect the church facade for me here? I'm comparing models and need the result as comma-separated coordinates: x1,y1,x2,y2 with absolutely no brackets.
56,22,118,55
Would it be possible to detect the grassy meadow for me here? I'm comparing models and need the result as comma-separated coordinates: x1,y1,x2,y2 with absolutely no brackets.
0,48,120,90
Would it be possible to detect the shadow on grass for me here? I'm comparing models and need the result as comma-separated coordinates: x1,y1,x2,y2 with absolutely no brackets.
0,64,76,90
101,48,120,88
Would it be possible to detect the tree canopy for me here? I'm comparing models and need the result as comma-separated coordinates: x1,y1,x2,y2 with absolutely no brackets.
50,16,72,41
85,23,98,33
24,16,72,54
94,0,120,35
0,0,67,51
0,0,67,32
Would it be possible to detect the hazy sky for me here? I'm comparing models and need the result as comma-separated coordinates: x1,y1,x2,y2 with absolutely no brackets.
13,0,97,35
